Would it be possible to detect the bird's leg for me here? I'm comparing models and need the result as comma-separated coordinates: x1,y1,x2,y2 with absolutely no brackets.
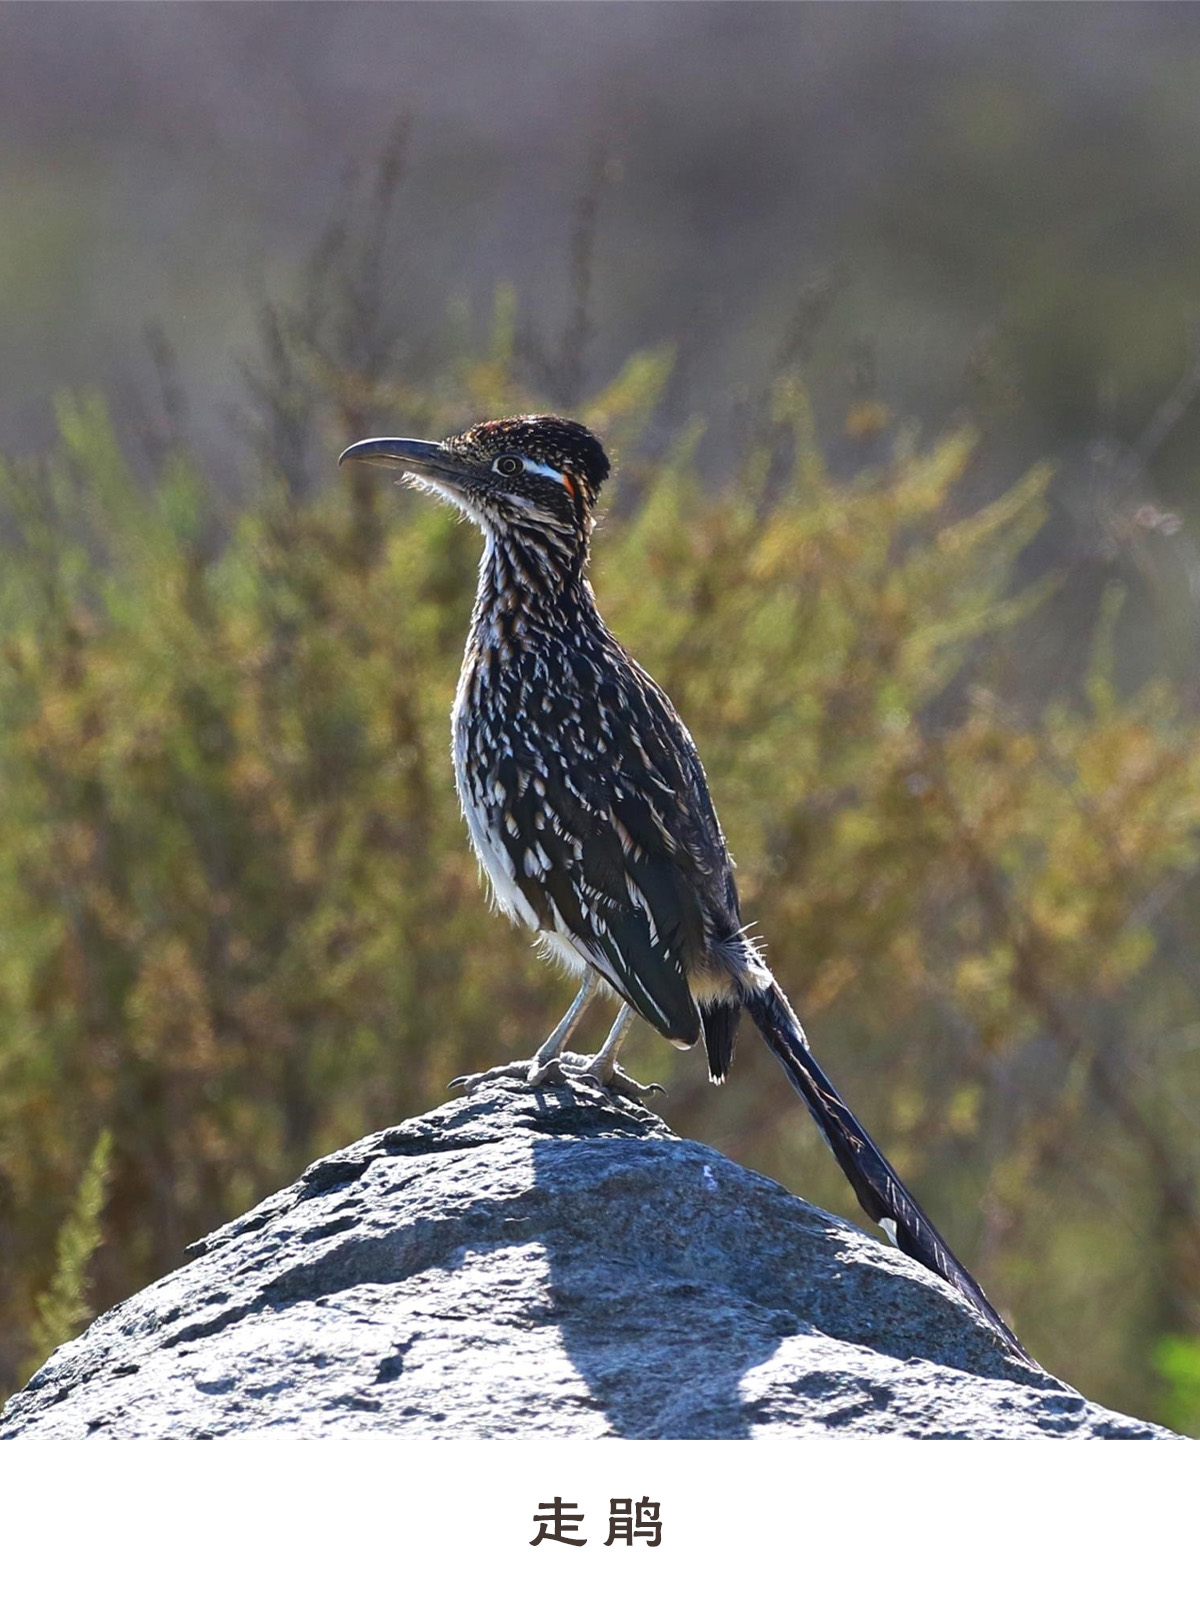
530,970,600,1074
449,972,599,1094
578,1004,665,1101
450,978,662,1101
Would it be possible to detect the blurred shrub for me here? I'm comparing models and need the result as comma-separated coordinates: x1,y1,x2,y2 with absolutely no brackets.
1154,1333,1200,1435
24,1129,111,1378
0,231,1198,1428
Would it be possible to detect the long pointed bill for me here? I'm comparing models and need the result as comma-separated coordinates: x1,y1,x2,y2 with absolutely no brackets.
338,437,462,486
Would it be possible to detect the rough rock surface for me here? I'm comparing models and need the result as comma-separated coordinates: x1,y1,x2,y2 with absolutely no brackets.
1,1067,1176,1439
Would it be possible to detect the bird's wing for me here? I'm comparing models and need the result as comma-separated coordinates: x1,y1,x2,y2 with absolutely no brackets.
487,643,742,1045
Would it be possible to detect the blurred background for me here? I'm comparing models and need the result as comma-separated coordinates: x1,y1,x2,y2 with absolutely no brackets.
2,1,1200,1430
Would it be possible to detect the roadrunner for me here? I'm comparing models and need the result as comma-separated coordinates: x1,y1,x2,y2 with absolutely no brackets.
341,415,1031,1364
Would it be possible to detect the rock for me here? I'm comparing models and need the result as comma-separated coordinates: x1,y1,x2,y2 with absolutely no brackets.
0,1066,1176,1439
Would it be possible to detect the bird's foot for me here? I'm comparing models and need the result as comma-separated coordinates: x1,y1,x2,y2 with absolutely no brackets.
448,1061,541,1095
594,1063,667,1103
449,1052,664,1103
535,1050,665,1103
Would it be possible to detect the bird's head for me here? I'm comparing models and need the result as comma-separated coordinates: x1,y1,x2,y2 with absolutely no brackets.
339,415,610,541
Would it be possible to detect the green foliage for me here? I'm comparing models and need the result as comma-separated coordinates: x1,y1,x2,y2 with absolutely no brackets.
25,1130,112,1377
1154,1334,1200,1436
0,259,1197,1432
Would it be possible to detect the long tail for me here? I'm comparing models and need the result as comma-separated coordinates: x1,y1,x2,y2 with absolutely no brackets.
745,978,1034,1366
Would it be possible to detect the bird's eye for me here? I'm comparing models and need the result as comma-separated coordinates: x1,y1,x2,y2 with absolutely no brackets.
493,455,523,477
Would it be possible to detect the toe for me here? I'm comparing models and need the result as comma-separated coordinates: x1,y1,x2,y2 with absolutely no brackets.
526,1057,567,1088
606,1069,666,1102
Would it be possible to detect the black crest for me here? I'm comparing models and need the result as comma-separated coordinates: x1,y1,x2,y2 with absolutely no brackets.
451,415,611,507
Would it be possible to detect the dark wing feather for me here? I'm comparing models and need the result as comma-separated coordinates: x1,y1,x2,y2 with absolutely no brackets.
488,743,703,1045
481,628,749,1045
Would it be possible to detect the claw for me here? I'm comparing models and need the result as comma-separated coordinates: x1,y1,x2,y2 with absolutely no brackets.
448,1062,531,1095
448,1054,665,1104
603,1068,666,1103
